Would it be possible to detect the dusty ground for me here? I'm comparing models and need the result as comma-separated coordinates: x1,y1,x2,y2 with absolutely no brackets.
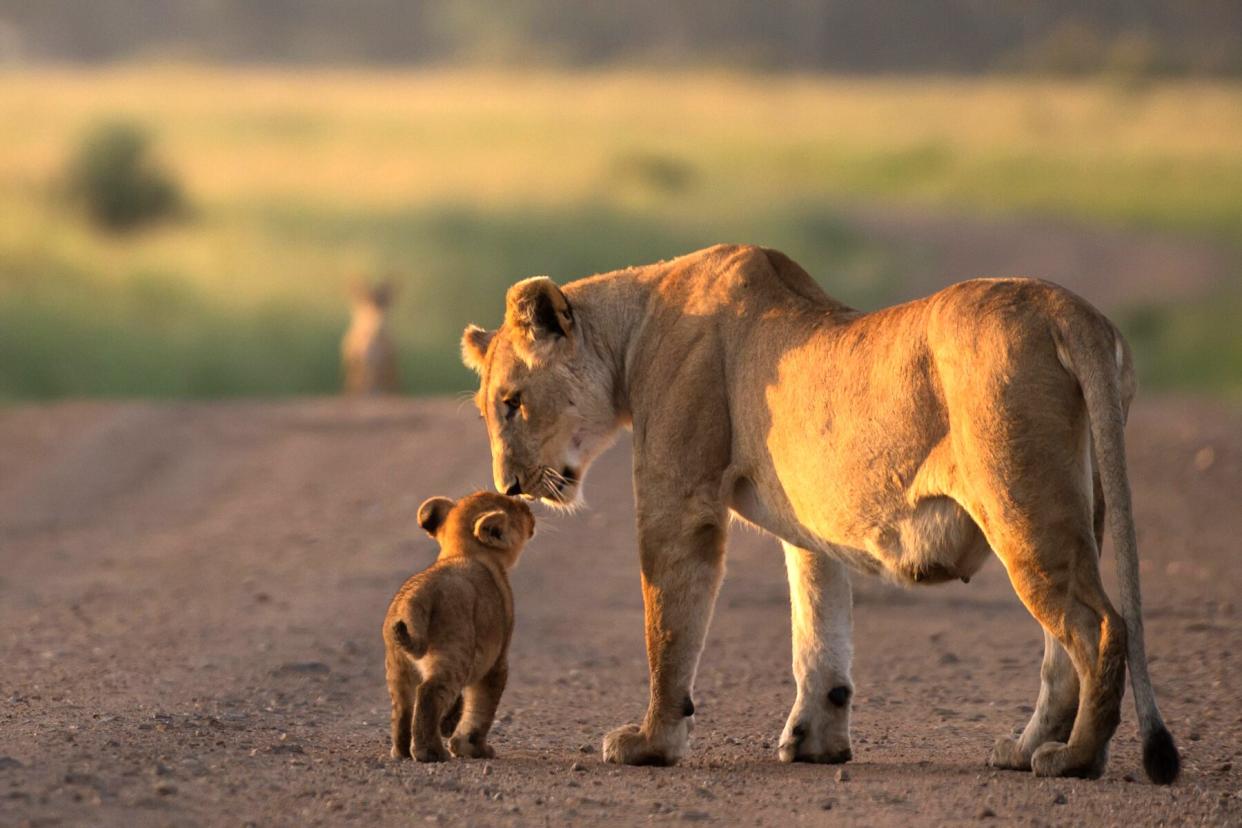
0,396,1239,827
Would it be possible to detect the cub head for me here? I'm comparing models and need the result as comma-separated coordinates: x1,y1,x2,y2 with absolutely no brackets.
418,491,536,568
461,276,619,508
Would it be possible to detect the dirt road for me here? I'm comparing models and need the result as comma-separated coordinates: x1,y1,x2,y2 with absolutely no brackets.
1,397,1238,826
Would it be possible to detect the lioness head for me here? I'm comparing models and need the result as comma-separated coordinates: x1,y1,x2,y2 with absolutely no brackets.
418,491,536,568
461,276,619,508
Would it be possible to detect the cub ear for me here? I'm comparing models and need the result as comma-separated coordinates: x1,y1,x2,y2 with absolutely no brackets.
417,496,455,536
472,510,514,549
461,324,494,375
504,276,574,362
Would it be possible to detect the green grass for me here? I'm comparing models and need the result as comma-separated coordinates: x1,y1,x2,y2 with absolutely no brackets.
0,68,1239,399
0,198,896,399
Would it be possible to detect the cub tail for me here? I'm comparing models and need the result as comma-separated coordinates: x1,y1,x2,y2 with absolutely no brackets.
390,594,433,659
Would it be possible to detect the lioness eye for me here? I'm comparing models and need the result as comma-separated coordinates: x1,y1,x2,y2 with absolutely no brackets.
503,394,521,420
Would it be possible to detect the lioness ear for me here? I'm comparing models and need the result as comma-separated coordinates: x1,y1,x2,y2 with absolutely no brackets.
372,279,395,309
472,510,513,549
417,496,455,536
504,276,574,362
461,324,494,374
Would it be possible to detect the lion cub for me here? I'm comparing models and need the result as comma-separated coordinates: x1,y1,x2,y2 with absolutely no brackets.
341,278,398,395
383,492,534,762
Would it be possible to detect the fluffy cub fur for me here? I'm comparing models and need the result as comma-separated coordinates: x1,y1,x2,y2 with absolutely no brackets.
341,279,399,395
383,492,534,762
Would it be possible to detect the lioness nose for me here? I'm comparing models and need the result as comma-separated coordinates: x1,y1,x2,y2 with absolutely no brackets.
504,479,522,497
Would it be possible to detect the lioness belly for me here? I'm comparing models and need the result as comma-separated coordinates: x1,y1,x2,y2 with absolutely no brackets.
732,477,990,585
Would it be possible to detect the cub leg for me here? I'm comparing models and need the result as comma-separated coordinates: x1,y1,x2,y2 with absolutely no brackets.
602,493,727,766
990,628,1079,770
450,660,508,759
778,542,854,764
386,648,417,759
411,676,460,762
440,693,464,739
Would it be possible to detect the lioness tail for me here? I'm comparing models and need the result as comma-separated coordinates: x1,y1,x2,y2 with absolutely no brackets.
1056,313,1180,785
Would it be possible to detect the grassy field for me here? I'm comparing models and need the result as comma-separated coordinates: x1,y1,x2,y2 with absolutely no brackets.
0,67,1239,398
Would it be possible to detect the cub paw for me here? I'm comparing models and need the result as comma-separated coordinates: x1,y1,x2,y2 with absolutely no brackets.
450,732,496,760
601,722,685,767
988,736,1030,771
412,742,449,763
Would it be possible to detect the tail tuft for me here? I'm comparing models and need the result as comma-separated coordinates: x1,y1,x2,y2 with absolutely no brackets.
392,620,427,658
1143,725,1180,785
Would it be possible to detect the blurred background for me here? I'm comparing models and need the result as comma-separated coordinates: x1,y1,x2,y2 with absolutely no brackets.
0,1,1238,399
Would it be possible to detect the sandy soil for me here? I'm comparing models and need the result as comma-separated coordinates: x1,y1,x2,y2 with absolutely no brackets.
0,396,1239,827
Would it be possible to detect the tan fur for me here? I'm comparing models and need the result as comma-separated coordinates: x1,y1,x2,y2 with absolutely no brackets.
461,244,1178,781
383,492,534,762
342,279,399,395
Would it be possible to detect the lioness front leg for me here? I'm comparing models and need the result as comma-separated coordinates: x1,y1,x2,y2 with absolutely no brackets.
779,542,854,764
603,497,726,766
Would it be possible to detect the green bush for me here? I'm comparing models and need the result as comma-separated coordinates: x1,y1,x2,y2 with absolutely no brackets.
64,121,183,231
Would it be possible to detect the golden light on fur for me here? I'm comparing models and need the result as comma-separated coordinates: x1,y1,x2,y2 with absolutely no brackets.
383,492,534,762
461,243,1179,782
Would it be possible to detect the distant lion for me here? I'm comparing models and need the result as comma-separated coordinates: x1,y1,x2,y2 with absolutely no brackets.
383,492,534,762
459,243,1179,783
342,278,399,395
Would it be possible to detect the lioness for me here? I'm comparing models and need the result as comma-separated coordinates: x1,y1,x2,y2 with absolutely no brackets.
342,278,399,395
383,492,534,762
460,244,1180,784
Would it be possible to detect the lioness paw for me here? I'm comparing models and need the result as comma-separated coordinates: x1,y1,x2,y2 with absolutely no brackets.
1031,741,1105,780
601,723,683,767
988,736,1031,771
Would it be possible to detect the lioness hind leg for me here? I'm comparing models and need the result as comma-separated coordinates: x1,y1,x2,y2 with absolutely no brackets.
990,629,1079,770
995,530,1126,780
778,542,854,764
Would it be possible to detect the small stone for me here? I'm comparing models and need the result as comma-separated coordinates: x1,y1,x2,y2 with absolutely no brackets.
1189,732,1202,742
0,757,24,771
835,768,850,782
820,800,835,811
1193,447,1215,472
1217,762,1233,774
681,810,710,822
1122,773,1136,783
579,743,594,754
1052,792,1067,805
155,783,177,796
978,806,996,819
939,652,960,665
570,761,586,772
